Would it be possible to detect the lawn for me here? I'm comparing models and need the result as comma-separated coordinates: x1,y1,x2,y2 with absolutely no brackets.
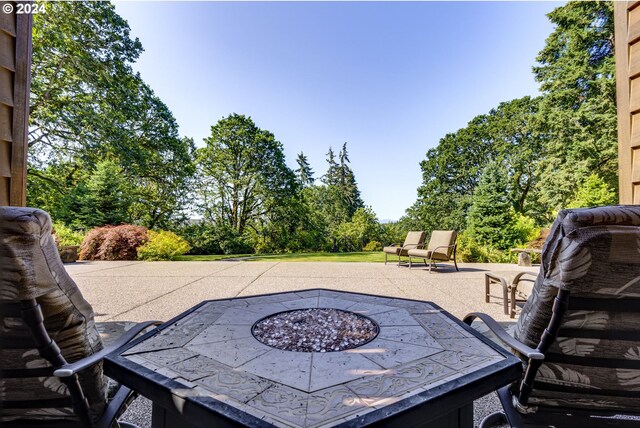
177,252,388,262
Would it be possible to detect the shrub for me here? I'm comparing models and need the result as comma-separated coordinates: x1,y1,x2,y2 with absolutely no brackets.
80,225,148,260
363,241,382,252
52,222,84,252
456,232,515,263
177,222,253,255
513,214,540,246
137,230,191,261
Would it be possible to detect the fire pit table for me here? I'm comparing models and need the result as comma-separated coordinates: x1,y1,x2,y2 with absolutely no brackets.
104,290,520,428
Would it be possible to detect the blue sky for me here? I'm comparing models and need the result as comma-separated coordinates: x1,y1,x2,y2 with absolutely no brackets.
114,1,564,221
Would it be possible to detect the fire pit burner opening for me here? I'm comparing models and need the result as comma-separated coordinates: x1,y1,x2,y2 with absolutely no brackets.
252,308,379,352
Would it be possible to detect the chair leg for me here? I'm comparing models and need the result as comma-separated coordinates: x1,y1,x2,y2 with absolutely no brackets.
453,256,459,272
503,282,510,316
385,253,387,265
485,274,491,303
409,257,412,269
484,273,510,315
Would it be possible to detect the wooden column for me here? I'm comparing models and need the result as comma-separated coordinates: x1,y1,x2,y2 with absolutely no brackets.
615,1,640,204
0,1,32,207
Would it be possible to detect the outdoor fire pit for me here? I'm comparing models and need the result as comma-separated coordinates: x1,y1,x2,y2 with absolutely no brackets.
111,289,519,428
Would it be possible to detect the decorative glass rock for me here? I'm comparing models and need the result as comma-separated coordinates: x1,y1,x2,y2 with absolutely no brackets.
252,308,379,352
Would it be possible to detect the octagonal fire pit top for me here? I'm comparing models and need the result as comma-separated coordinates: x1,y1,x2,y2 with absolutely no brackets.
120,289,509,428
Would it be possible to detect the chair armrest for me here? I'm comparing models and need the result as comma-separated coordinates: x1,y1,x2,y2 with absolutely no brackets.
54,320,161,377
401,244,419,250
388,243,401,247
513,271,537,284
430,244,456,253
463,312,544,361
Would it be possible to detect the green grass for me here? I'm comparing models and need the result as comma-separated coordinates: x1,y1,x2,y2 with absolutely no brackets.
175,254,253,261
176,252,388,262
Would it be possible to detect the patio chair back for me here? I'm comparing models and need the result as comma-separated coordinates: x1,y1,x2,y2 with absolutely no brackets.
0,207,107,426
511,205,640,414
426,230,457,260
403,231,426,248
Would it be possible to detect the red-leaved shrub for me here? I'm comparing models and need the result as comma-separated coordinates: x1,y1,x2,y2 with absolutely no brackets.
79,225,148,261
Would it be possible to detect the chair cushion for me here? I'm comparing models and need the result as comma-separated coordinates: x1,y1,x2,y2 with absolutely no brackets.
383,246,401,255
0,207,107,422
513,206,640,412
407,248,430,257
403,231,426,247
426,230,456,260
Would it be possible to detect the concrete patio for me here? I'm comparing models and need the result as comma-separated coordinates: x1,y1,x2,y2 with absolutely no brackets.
67,260,537,427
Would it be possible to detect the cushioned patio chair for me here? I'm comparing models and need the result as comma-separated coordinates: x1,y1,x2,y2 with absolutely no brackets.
383,230,426,266
407,230,458,272
464,206,640,427
0,206,159,428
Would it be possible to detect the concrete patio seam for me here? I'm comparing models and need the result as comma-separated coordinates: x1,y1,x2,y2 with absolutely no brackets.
233,262,282,297
102,275,212,322
202,260,255,277
73,261,141,275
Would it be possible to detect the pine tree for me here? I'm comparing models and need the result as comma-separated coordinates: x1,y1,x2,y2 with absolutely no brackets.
467,161,520,250
295,152,314,187
337,142,363,216
323,147,341,186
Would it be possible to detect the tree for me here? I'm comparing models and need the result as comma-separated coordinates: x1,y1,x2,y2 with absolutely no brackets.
57,160,134,229
30,1,143,166
197,114,298,236
295,152,314,187
337,142,364,216
567,174,617,208
335,207,382,252
533,1,617,209
28,1,196,228
408,96,547,233
484,97,547,218
323,147,341,187
467,161,521,250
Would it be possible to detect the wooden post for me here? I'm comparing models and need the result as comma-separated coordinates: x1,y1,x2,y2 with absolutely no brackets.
614,1,640,204
0,1,32,207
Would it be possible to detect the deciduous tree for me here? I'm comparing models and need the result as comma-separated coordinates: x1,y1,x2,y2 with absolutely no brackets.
197,114,297,236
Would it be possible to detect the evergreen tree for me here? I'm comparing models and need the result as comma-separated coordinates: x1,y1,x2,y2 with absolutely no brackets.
337,142,364,216
295,152,314,187
533,0,617,209
58,160,133,229
323,147,341,186
467,161,520,250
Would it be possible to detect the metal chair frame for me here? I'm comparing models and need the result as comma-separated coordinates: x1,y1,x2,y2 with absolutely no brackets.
465,289,640,427
1,299,158,428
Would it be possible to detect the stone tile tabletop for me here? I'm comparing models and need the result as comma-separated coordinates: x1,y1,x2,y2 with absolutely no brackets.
110,289,519,428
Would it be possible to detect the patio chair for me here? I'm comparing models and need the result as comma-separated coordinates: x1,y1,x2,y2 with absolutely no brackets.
383,230,426,266
407,230,458,272
463,205,640,427
0,206,159,428
485,271,537,318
